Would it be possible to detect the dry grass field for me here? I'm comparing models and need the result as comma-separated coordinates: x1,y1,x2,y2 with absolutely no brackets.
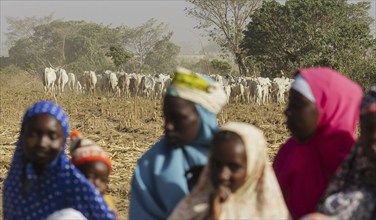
0,71,290,219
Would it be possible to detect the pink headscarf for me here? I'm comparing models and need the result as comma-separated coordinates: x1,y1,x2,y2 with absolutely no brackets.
273,67,363,219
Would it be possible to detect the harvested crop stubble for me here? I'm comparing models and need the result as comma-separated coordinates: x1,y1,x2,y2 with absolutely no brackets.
0,72,288,219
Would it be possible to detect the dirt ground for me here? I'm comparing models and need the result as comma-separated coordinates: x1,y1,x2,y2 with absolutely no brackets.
0,72,290,219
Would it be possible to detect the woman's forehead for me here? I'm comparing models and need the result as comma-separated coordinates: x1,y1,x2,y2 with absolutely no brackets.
22,101,69,137
23,113,62,130
213,136,245,155
289,89,314,104
164,96,196,111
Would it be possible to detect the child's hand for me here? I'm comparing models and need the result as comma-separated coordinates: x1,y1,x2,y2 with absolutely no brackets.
208,186,231,220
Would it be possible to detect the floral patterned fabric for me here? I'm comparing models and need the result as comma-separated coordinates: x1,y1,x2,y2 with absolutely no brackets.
318,143,376,220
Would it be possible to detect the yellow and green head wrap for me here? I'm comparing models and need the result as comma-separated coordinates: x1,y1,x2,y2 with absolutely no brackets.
166,67,227,114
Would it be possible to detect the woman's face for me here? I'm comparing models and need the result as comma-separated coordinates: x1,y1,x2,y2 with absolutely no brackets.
210,132,247,193
163,96,201,147
285,89,319,143
360,112,376,160
77,161,109,195
21,114,64,167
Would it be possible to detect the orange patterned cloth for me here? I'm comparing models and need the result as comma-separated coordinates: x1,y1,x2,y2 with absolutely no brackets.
70,131,112,173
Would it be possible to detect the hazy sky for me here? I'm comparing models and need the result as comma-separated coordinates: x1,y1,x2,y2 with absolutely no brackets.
0,0,210,56
1,0,375,56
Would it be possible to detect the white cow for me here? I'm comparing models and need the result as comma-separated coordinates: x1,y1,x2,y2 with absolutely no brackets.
55,67,69,94
271,77,291,104
153,74,171,99
255,84,263,105
76,81,83,94
223,85,231,101
108,72,119,96
67,72,76,92
230,84,245,103
83,71,97,95
117,72,130,97
256,77,271,105
139,76,155,98
43,67,57,94
128,74,140,97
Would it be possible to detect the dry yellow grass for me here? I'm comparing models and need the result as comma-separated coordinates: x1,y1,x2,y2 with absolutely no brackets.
0,72,289,219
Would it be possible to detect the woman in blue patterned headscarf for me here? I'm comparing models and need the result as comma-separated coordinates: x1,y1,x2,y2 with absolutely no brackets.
3,101,115,220
129,67,227,220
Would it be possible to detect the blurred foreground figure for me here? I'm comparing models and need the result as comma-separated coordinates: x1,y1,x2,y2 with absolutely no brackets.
129,67,227,220
306,85,376,220
273,67,363,219
2,101,115,220
70,130,117,218
169,122,289,220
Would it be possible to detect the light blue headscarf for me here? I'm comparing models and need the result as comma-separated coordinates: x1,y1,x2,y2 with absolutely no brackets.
3,101,115,220
129,69,226,220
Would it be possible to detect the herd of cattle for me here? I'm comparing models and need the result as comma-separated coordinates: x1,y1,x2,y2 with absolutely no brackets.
42,67,293,105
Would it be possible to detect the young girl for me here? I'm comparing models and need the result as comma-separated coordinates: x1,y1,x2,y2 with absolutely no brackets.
70,130,117,217
169,122,289,219
2,101,115,220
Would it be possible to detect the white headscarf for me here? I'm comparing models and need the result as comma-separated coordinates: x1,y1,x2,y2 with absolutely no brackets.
168,122,289,220
46,208,88,220
291,74,316,103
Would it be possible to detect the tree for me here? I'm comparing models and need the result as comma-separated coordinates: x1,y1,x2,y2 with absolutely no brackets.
242,0,376,82
106,45,133,70
144,32,180,74
185,0,263,75
7,20,122,73
121,19,170,73
4,14,55,52
5,17,180,76
210,59,232,75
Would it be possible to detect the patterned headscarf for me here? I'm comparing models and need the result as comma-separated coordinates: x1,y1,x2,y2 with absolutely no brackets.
3,101,115,220
166,67,227,114
168,122,289,220
70,132,112,174
166,66,228,147
318,85,376,201
317,142,376,219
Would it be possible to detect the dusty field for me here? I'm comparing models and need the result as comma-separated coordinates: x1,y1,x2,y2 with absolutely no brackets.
0,72,289,219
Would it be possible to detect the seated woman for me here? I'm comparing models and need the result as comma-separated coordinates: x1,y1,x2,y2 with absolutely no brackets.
2,101,115,220
305,85,376,220
168,122,289,220
273,67,363,219
129,67,227,220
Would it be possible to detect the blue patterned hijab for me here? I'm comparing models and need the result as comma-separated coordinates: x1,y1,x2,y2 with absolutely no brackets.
129,68,226,220
3,101,115,220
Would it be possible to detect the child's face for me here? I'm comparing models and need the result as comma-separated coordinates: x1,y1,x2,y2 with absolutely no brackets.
360,112,376,160
21,114,64,168
77,161,109,194
209,134,247,193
